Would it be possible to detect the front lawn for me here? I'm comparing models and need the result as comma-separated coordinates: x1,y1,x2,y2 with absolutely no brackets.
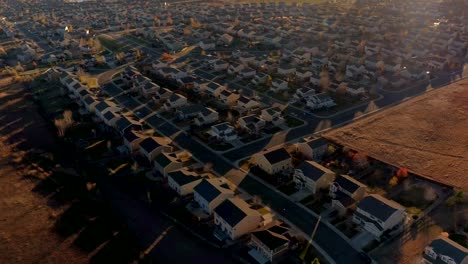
285,115,305,128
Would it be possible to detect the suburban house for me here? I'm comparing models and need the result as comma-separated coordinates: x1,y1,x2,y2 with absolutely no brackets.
114,116,142,135
294,87,316,100
102,111,120,127
423,235,468,264
167,169,205,196
82,95,99,113
140,82,160,98
177,104,205,120
199,39,216,50
277,63,296,76
330,175,368,214
353,194,406,238
139,136,173,162
213,198,263,240
253,148,292,175
270,79,288,93
154,150,192,178
213,60,229,71
194,107,219,126
193,177,235,214
252,72,268,85
94,101,120,122
237,115,266,134
211,122,238,142
293,160,336,194
123,130,144,153
201,82,225,98
306,93,336,110
236,96,260,113
239,67,256,79
296,137,328,161
163,93,188,111
260,107,285,126
152,87,173,103
228,63,245,75
249,225,291,264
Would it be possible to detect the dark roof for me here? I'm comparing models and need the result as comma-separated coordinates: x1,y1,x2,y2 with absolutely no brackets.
84,96,96,105
123,130,140,143
252,230,289,250
305,137,328,149
95,101,111,112
194,179,221,203
115,116,134,132
334,175,365,194
263,148,291,165
334,190,356,208
103,111,116,121
139,137,162,153
296,161,331,181
357,195,404,222
154,153,172,168
168,170,202,186
214,199,247,227
427,237,468,264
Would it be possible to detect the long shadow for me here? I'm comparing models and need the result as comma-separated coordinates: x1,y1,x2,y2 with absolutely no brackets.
89,228,140,264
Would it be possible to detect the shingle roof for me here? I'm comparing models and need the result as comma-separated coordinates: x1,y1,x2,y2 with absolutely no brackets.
263,148,291,165
357,195,404,222
214,199,247,227
168,170,203,186
194,179,222,203
154,152,172,168
123,130,140,143
296,160,333,181
95,101,111,112
252,229,289,250
139,137,162,153
427,237,468,264
334,175,366,194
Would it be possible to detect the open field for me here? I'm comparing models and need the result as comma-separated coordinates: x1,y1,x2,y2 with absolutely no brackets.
324,79,468,190
0,78,88,264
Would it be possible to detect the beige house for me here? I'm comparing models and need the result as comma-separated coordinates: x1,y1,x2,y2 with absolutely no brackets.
249,225,290,263
330,175,367,214
296,137,328,161
167,169,204,196
139,136,172,162
193,178,235,214
213,198,263,240
153,151,191,177
293,161,336,194
254,148,292,175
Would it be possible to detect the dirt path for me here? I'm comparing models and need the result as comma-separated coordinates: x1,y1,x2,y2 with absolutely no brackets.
0,79,88,264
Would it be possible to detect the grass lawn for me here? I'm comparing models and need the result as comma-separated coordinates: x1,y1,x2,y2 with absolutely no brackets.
285,115,305,128
98,36,125,53
278,181,298,196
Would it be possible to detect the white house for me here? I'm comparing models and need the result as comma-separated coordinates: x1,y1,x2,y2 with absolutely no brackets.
261,107,285,126
163,93,188,111
270,79,288,93
353,194,406,238
237,115,266,134
211,122,237,142
330,175,367,214
293,160,336,194
423,235,468,264
193,178,235,214
194,107,219,126
236,96,260,113
277,64,296,76
154,151,191,178
199,39,216,50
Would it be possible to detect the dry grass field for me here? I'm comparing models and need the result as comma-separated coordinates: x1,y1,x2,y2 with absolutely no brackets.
0,78,88,264
324,78,468,190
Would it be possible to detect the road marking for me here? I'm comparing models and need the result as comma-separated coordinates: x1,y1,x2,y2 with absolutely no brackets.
141,225,173,257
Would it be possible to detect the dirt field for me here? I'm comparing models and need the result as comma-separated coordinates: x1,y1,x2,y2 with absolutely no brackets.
0,78,88,264
324,78,468,190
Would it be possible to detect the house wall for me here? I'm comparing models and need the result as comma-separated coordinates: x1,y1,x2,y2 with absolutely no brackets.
256,155,292,175
232,214,262,240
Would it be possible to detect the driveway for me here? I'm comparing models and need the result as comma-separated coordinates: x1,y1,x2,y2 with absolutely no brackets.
351,230,375,250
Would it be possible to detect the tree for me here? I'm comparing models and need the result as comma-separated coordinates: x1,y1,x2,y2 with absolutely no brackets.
389,176,399,186
446,191,464,230
54,110,74,137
